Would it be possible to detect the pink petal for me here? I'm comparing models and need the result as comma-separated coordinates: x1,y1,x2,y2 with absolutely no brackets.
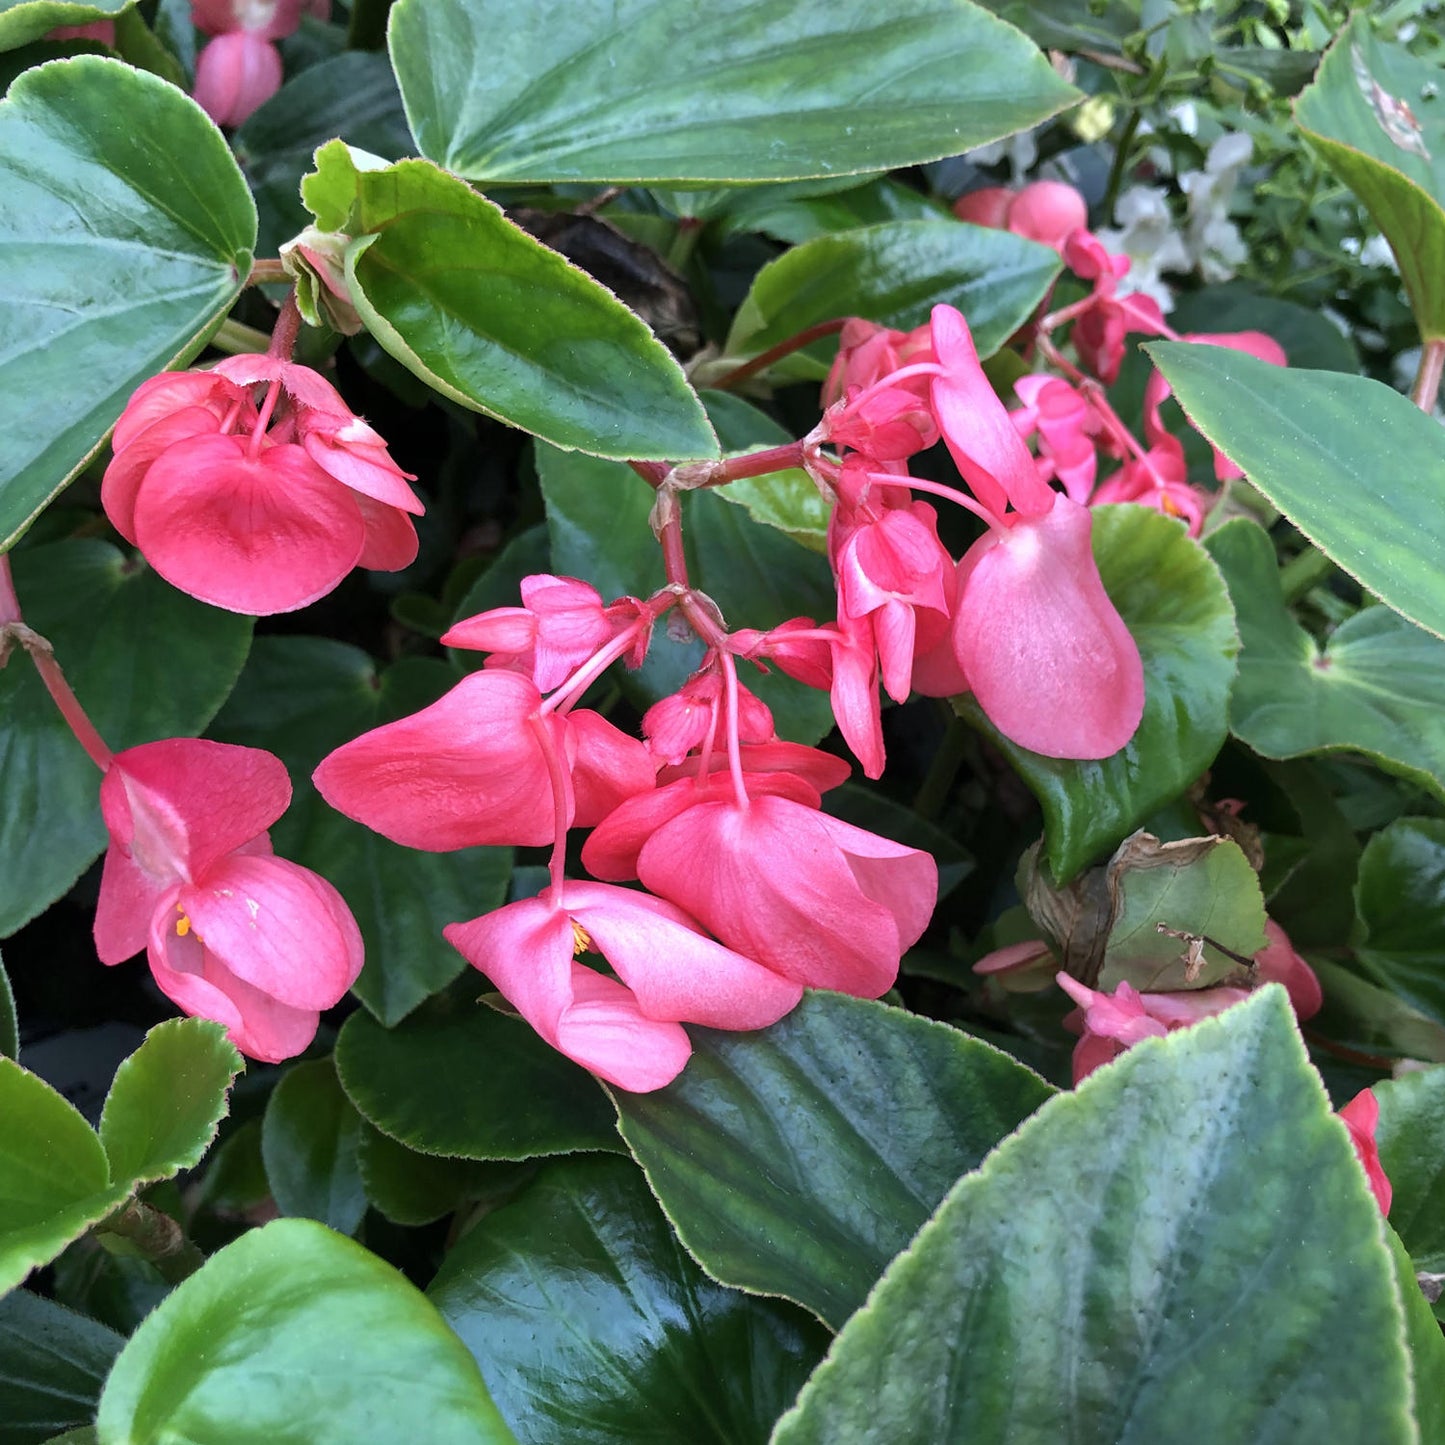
1338,1088,1392,1215
442,608,537,655
656,742,847,794
814,811,938,953
103,407,229,542
353,493,419,572
1254,919,1322,1021
952,187,1013,230
566,708,657,827
113,372,249,452
132,434,366,615
192,31,282,127
301,423,424,513
313,670,562,849
1006,180,1088,251
953,494,1143,759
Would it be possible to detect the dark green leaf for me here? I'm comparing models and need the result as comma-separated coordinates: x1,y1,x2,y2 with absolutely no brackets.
0,1290,123,1445
306,145,716,461
1296,19,1445,339
0,57,255,549
1308,958,1445,1067
0,540,251,938
1354,818,1445,1029
0,1055,126,1294
1376,1066,1445,1289
1168,282,1358,373
390,0,1078,185
98,1019,242,1191
0,947,16,1059
333,985,620,1161
94,1218,515,1444
961,504,1238,881
614,992,1052,1329
356,1124,528,1228
824,785,972,900
1150,341,1445,642
1207,519,1445,803
260,1058,366,1235
712,176,947,246
428,1154,827,1445
0,1,128,51
1387,1223,1445,1415
772,990,1417,1443
724,221,1059,365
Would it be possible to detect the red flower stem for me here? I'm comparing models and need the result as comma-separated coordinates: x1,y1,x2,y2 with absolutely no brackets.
708,318,849,392
717,650,750,811
247,259,289,285
1412,339,1445,413
541,609,670,717
0,556,113,772
529,714,574,895
629,460,669,486
659,506,690,589
267,290,304,361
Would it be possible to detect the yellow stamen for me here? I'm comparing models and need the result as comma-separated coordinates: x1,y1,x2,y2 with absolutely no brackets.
175,906,193,938
571,920,594,956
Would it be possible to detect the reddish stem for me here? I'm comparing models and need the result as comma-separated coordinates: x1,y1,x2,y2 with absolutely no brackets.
1411,339,1445,414
247,259,289,285
267,291,303,361
709,318,849,392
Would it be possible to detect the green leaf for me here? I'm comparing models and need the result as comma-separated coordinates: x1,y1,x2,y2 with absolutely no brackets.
390,0,1079,186
724,221,1059,365
1295,18,1445,340
1354,818,1445,1029
0,57,256,550
771,990,1417,1444
356,1124,527,1228
1387,1223,1445,1420
98,1019,242,1192
0,1,129,51
94,1218,516,1445
0,1054,127,1295
0,947,16,1060
1376,1067,1445,1292
614,992,1052,1330
960,504,1238,882
333,985,621,1161
1167,282,1359,373
1149,340,1445,642
428,1154,827,1445
0,1290,123,1445
210,638,510,1025
0,540,252,938
304,146,716,461
1207,519,1445,803
260,1058,367,1235
824,784,972,900
1309,958,1445,1067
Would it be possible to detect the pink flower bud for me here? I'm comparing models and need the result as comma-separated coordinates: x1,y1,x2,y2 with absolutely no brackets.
193,31,283,127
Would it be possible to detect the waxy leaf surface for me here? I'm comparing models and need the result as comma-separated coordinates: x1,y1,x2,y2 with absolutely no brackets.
1375,1066,1445,1303
0,1290,123,1445
260,1058,367,1236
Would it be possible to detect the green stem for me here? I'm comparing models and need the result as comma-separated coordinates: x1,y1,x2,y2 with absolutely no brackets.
1279,545,1334,604
666,217,704,272
95,1200,206,1285
1101,105,1143,222
913,711,969,822
210,317,271,355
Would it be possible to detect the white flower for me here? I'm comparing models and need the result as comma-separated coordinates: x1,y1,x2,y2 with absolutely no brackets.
1359,234,1399,271
1097,186,1191,314
965,129,1039,184
1180,133,1253,283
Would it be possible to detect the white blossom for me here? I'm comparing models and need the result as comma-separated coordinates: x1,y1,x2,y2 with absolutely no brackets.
1097,186,1191,314
1180,133,1253,283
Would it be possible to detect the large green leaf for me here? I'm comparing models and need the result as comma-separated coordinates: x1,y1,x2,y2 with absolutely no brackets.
0,1055,127,1295
98,1019,242,1192
0,1,127,51
724,221,1059,364
0,1290,123,1445
356,1124,527,1228
1354,818,1445,1029
260,1058,367,1235
94,1218,515,1445
1375,1066,1445,1295
960,504,1238,882
1167,283,1359,373
1295,18,1445,340
428,1154,827,1445
1150,340,1445,642
333,984,621,1162
0,947,16,1060
0,57,255,550
772,990,1417,1443
1207,519,1445,802
210,639,511,1026
614,992,1052,1330
389,0,1079,186
0,540,251,938
304,144,715,461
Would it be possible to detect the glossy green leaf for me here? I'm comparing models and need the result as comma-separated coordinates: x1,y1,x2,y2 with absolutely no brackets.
0,540,251,938
960,504,1238,882
1168,283,1359,373
1150,340,1445,642
711,175,947,246
614,992,1052,1329
260,1058,366,1235
0,1054,127,1295
390,0,1079,186
94,1218,515,1445
725,221,1059,365
1295,18,1445,339
1376,1067,1445,1293
1207,519,1445,803
1354,818,1445,1028
0,1290,123,1445
210,639,510,1025
772,990,1417,1444
0,947,16,1060
428,1154,827,1445
1388,1223,1445,1416
356,1124,527,1228
304,145,715,461
334,985,620,1161
1309,958,1445,1067
0,1,128,52
98,1019,242,1192
0,57,256,549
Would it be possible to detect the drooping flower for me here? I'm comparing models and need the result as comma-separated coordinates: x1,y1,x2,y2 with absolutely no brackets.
445,881,803,1092
190,0,329,127
94,738,363,1062
953,178,1089,253
1011,374,1100,504
1338,1088,1392,1216
103,357,422,615
1062,231,1169,383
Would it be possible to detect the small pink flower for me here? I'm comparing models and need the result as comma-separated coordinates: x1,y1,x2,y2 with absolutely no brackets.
1062,231,1167,384
445,881,803,1092
1338,1089,1392,1215
193,30,283,127
1253,919,1322,1020
822,319,934,407
642,668,774,766
954,179,1089,253
1011,375,1099,505
94,739,362,1062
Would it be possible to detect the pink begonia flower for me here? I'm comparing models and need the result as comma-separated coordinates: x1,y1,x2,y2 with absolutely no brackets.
642,668,774,766
94,739,362,1062
822,318,935,408
445,881,803,1092
1089,435,1208,535
1063,231,1168,384
189,0,328,126
1011,374,1099,505
313,669,653,851
923,304,1144,759
103,359,422,615
954,179,1089,252
1252,918,1322,1020
1338,1089,1392,1216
